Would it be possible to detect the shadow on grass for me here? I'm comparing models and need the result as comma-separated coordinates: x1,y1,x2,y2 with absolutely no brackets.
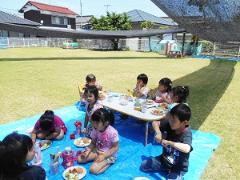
0,56,167,61
116,60,237,144
149,60,236,130
173,60,237,130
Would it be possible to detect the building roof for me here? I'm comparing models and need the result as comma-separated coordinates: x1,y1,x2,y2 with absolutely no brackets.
76,15,93,24
19,1,78,16
0,10,39,26
127,9,177,26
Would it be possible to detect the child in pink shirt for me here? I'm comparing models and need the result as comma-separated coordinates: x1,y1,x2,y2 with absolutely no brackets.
31,110,67,143
154,78,172,103
77,108,119,175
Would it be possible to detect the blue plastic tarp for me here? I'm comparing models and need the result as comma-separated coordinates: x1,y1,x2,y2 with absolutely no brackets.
0,104,221,180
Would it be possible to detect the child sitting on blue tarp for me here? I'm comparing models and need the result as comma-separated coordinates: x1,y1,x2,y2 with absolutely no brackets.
77,108,119,175
82,86,103,136
78,74,103,109
31,110,67,143
141,104,192,180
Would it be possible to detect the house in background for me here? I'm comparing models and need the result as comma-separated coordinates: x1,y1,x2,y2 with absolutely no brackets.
76,15,93,30
0,10,39,37
19,1,78,29
125,9,179,51
126,9,177,30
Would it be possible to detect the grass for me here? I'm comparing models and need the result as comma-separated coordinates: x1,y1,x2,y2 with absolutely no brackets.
0,48,240,179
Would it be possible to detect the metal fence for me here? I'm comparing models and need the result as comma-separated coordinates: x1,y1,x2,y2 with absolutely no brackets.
0,37,71,48
1,37,239,58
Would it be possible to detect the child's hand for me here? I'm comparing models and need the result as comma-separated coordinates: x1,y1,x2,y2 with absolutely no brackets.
161,94,169,102
155,133,162,144
136,84,141,91
161,139,171,147
95,154,105,163
80,149,90,159
32,137,36,144
95,151,105,162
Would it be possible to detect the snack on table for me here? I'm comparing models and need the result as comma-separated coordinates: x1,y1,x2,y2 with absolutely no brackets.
146,99,154,105
134,106,142,111
151,109,164,116
160,103,168,110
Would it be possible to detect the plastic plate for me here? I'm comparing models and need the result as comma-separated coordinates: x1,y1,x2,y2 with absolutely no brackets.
63,166,86,180
74,137,91,147
38,140,52,151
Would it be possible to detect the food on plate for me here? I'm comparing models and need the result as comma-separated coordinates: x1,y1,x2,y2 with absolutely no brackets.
64,167,85,180
74,137,91,147
160,103,168,110
146,99,154,105
151,109,164,116
82,137,91,144
134,106,142,111
39,140,51,150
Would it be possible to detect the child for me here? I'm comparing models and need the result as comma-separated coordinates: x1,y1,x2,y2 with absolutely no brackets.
82,85,103,135
79,74,103,106
77,108,119,175
0,132,46,179
154,78,172,103
152,86,189,130
31,110,67,143
85,73,103,91
168,86,189,111
141,104,192,180
133,73,149,99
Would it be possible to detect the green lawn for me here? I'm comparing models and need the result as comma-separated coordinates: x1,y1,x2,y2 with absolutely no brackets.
0,48,239,179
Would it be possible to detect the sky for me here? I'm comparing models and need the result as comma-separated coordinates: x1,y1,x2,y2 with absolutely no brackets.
0,0,167,18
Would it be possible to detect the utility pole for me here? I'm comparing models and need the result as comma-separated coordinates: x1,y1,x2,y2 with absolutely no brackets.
104,4,111,13
80,0,83,28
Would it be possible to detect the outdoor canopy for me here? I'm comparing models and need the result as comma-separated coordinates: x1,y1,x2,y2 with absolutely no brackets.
0,22,185,39
151,0,240,43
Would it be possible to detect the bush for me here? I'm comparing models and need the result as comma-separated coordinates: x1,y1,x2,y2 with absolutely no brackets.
201,40,214,53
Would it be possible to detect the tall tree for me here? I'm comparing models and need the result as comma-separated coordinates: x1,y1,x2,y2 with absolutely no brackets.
90,12,132,50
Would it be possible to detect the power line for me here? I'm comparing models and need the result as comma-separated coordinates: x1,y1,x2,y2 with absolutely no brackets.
104,4,111,12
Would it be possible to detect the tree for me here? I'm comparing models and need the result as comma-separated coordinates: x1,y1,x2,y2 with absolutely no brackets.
140,21,154,30
188,0,208,11
90,12,132,50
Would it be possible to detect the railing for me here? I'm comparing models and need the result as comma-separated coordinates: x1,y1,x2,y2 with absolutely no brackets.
1,37,239,59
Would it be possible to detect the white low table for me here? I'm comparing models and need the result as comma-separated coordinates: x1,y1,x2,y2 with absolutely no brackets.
101,93,165,146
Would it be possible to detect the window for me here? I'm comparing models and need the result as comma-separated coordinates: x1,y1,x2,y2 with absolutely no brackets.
51,16,68,25
0,30,8,37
